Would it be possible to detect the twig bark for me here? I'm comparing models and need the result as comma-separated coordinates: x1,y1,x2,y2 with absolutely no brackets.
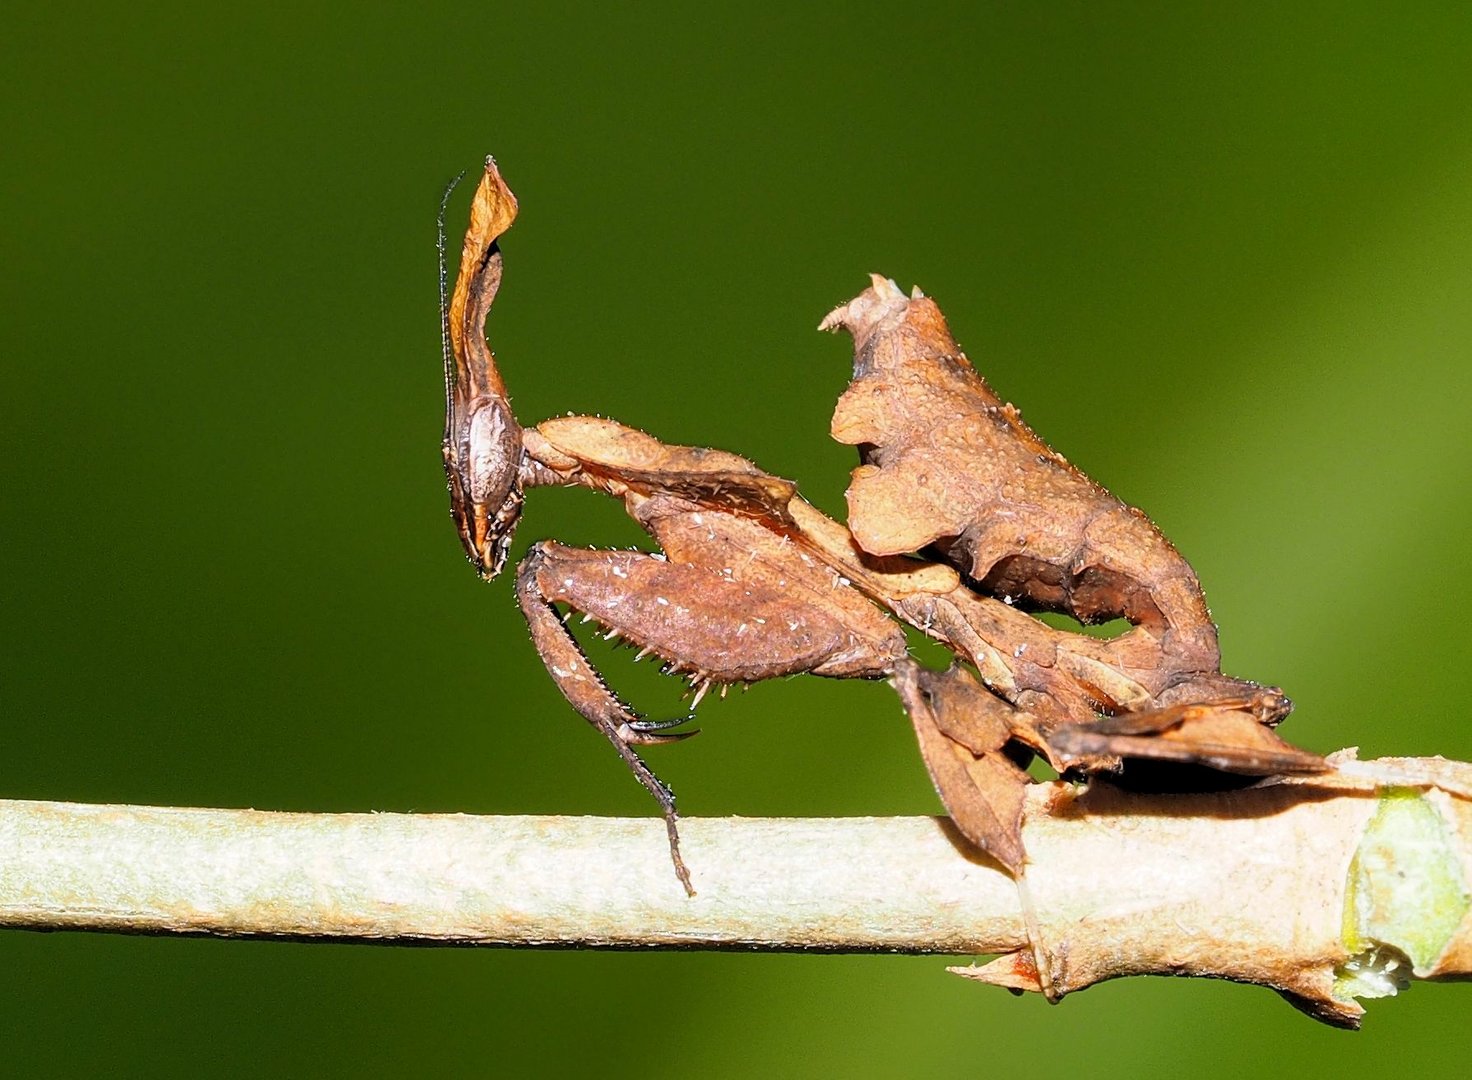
1,756,1468,1027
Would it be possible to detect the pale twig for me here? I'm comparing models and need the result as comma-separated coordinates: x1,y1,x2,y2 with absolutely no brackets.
0,755,1468,1028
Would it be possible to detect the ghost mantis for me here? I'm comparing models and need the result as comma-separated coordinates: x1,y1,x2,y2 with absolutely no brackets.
439,157,1335,994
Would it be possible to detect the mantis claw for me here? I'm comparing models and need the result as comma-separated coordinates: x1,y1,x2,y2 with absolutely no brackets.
620,715,702,745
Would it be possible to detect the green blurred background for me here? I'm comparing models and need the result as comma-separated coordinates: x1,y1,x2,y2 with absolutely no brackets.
3,2,1471,1075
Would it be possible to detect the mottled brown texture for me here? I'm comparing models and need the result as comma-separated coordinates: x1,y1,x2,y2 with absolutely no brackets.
821,276,1314,777
894,662,1030,876
509,431,910,892
820,277,1212,656
443,159,1329,911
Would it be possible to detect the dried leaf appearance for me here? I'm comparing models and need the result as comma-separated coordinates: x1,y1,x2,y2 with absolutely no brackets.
893,662,1029,876
822,276,1312,782
440,158,1362,985
821,277,1214,661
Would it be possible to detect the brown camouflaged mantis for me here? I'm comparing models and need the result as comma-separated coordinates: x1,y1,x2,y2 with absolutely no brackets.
438,159,1331,986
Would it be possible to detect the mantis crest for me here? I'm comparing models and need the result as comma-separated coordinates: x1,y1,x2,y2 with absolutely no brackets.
439,157,1334,992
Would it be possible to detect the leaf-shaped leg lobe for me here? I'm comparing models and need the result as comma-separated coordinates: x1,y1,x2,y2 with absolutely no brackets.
892,660,1059,1000
526,539,904,684
527,416,801,525
1049,699,1327,777
892,661,1029,876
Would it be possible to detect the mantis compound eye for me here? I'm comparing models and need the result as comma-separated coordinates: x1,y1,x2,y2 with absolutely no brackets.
444,395,524,579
